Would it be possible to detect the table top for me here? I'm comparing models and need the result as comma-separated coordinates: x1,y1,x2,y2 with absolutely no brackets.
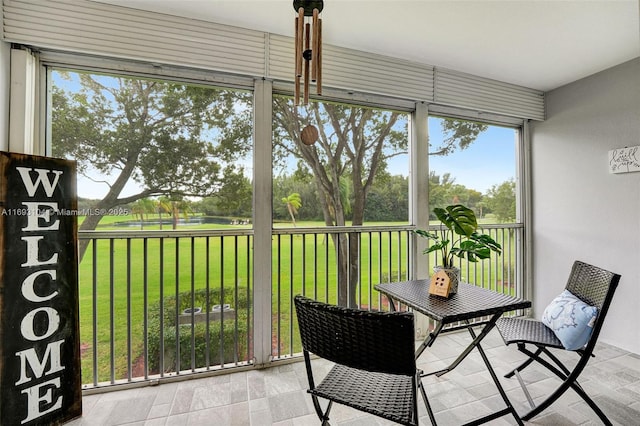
375,280,531,324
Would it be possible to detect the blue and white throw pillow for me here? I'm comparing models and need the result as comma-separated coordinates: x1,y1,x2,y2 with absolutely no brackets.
541,289,598,350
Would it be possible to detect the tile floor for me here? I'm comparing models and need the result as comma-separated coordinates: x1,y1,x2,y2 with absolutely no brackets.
68,329,640,425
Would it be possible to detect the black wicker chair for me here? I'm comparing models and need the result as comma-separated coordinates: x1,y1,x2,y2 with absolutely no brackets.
495,260,621,424
294,295,433,426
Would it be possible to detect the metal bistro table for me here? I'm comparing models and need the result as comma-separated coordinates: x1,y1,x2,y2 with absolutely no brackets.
375,280,531,426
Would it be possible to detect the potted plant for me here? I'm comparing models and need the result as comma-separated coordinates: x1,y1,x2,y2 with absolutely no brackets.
414,204,502,294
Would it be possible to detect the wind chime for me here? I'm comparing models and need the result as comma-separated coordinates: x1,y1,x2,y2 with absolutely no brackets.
293,0,323,107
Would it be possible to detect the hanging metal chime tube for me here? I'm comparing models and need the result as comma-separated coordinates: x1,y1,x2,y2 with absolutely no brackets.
293,0,323,106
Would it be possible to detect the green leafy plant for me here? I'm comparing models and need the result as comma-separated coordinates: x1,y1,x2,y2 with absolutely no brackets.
415,204,502,268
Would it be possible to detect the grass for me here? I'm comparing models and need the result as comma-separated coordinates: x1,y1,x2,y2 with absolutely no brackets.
78,217,518,384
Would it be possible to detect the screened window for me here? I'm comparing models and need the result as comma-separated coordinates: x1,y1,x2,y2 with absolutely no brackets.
49,69,255,383
50,69,254,232
428,116,518,223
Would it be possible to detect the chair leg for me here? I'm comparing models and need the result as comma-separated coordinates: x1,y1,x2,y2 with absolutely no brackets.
310,394,333,424
512,345,612,425
524,377,611,425
568,382,613,426
303,350,334,424
540,346,572,377
505,344,542,378
418,379,438,426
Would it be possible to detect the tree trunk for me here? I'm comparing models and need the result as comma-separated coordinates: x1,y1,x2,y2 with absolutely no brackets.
334,232,360,308
77,207,106,263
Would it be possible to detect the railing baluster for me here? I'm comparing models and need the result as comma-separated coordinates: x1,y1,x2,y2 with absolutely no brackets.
174,237,180,374
159,237,165,377
302,234,307,298
91,238,98,387
219,236,225,366
190,237,196,371
368,231,372,310
143,238,149,380
246,235,252,362
109,238,115,384
234,235,239,364
205,236,211,370
126,238,132,381
324,233,329,302
276,234,281,358
377,230,383,308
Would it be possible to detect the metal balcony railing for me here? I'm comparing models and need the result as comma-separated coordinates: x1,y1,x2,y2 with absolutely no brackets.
77,223,523,391
77,229,254,390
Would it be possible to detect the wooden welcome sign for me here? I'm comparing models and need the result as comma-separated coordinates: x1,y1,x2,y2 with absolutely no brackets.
0,152,81,425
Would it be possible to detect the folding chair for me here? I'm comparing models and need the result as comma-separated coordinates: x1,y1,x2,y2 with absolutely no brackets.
294,295,434,426
496,260,621,424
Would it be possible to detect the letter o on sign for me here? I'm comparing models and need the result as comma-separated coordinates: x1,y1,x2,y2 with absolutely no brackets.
20,307,60,341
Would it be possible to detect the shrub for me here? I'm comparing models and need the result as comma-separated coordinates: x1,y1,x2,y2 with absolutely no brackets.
147,287,250,373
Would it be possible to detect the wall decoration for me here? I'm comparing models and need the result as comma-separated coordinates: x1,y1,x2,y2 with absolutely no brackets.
608,146,640,173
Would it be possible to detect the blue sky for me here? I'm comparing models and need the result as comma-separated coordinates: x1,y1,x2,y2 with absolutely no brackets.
427,118,516,194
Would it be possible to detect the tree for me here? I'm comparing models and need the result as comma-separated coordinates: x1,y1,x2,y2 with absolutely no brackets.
273,98,487,306
155,197,172,230
428,172,457,217
273,174,321,221
171,197,194,229
273,99,406,306
213,169,253,217
131,198,155,229
281,193,302,226
52,71,252,259
430,119,488,156
363,174,408,221
486,179,516,222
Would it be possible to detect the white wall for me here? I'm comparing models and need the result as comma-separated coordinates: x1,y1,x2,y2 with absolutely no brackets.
530,57,640,354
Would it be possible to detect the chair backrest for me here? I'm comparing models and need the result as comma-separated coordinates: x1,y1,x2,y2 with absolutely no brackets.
294,295,416,376
564,260,621,349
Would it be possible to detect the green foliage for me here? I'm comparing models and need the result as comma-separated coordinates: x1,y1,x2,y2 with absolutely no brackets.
282,192,302,226
485,179,516,223
147,288,250,373
212,169,253,216
52,70,253,231
427,172,488,218
415,204,501,267
363,175,409,221
273,173,411,223
430,118,489,156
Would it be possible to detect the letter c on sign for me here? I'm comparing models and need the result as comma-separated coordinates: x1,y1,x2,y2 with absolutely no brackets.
20,307,60,341
22,270,58,302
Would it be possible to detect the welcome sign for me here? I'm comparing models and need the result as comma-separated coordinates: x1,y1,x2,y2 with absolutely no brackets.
0,152,81,425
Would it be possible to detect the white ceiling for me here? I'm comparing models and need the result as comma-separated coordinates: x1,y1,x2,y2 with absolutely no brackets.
96,0,640,92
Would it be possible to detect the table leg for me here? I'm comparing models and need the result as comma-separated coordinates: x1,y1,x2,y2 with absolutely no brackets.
462,319,524,426
430,314,501,377
415,321,443,359
387,298,397,312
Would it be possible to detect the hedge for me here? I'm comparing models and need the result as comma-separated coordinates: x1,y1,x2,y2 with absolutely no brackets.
147,287,250,373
